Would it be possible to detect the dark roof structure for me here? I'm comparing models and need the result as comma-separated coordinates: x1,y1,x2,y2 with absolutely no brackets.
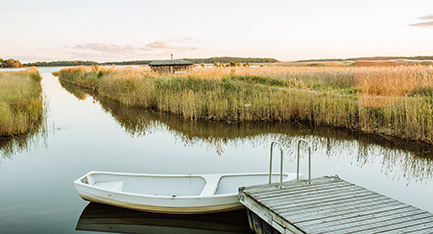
149,59,194,66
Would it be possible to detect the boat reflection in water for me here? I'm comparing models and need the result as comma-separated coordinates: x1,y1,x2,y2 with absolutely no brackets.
76,202,253,233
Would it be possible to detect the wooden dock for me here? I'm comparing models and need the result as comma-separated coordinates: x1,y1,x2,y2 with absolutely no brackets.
239,175,433,233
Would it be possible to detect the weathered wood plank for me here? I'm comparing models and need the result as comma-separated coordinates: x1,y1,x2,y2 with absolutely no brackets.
394,221,433,233
251,180,351,195
240,190,305,234
270,191,377,213
305,207,417,230
259,184,365,205
307,209,429,233
242,176,343,195
245,182,353,201
285,197,399,220
291,202,411,225
347,214,433,233
239,175,433,233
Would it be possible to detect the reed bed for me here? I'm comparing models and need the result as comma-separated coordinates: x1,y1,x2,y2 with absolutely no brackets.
58,65,433,144
57,65,113,89
0,68,43,136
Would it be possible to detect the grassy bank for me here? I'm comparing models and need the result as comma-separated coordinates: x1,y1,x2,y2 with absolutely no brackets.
58,65,433,144
0,68,43,136
57,65,113,89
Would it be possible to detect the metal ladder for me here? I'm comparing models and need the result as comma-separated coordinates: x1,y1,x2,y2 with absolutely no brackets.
268,139,312,185
297,139,312,184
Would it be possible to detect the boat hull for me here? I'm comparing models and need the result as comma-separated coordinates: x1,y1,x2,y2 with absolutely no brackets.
74,171,297,214
75,187,243,214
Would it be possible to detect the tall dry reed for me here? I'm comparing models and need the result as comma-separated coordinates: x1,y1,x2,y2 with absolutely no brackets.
58,65,433,144
0,68,43,136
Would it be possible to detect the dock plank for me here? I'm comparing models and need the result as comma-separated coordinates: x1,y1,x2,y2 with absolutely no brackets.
307,210,430,233
271,191,377,212
239,175,433,233
285,197,400,219
292,203,412,226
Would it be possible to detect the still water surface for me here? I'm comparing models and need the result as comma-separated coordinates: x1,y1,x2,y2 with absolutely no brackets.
1,68,433,233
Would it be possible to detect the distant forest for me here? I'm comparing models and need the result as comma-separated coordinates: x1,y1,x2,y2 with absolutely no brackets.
182,57,279,63
20,55,433,67
23,57,279,67
24,60,153,67
296,56,433,62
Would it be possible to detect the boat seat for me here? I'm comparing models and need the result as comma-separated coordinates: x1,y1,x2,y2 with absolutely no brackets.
94,181,124,191
200,175,221,196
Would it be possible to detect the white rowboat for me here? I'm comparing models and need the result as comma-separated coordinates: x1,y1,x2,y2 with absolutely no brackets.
74,171,297,214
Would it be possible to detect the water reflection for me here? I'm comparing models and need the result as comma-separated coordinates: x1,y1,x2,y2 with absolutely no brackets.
76,202,252,233
0,133,44,159
291,134,433,184
58,79,94,101
59,81,433,183
0,111,47,161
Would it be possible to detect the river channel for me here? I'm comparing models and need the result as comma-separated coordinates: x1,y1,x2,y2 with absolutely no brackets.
1,68,433,233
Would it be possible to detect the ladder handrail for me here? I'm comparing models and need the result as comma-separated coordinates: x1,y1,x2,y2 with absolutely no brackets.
297,139,312,184
269,141,284,184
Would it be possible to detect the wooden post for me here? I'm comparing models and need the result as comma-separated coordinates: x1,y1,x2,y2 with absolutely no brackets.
171,54,174,77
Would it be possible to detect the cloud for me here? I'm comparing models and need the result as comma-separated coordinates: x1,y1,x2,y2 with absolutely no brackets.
409,14,433,28
420,14,433,20
179,37,193,42
70,41,198,55
70,43,150,54
66,41,198,61
145,41,173,49
144,40,198,51
408,21,433,28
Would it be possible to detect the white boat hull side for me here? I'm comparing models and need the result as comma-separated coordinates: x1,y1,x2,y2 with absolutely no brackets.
75,185,243,214
73,171,298,214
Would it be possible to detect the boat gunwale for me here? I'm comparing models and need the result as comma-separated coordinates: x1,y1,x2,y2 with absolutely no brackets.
74,171,296,199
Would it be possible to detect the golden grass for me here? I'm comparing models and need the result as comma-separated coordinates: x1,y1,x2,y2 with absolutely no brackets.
0,68,43,136
58,65,433,144
57,65,114,89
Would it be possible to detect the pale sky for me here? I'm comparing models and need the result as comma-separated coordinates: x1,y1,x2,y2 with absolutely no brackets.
1,0,432,63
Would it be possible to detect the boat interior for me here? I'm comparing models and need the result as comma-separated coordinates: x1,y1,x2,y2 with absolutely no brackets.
82,173,290,197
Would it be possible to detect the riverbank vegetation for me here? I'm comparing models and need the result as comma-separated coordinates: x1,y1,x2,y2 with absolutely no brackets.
58,81,433,181
0,68,44,136
58,65,433,144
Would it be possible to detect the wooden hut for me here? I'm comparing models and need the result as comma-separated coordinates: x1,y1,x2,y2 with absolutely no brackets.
149,59,194,73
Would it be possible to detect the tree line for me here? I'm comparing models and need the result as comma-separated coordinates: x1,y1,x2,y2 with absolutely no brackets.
297,55,433,63
24,60,100,67
0,58,23,68
183,57,279,64
23,57,279,67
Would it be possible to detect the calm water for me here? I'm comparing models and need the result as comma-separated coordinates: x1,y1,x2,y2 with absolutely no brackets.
1,68,433,233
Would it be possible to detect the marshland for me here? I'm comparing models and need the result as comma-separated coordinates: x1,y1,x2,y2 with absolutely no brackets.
1,66,433,233
59,64,433,144
0,68,44,137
